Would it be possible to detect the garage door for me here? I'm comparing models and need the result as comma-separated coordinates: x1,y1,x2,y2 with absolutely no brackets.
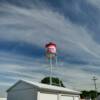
74,96,79,100
39,93,58,100
61,95,74,100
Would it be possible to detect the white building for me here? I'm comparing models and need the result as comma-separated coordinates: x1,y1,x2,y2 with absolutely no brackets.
7,80,80,100
0,98,7,100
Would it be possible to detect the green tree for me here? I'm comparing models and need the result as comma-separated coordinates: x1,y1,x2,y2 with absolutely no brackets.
89,90,97,100
41,77,65,87
80,91,90,99
80,90,99,100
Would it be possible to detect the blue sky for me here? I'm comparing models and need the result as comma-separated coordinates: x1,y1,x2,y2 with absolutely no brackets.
1,0,100,97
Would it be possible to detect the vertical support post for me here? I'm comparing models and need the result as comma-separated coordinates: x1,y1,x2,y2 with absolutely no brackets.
37,91,40,100
55,55,61,87
50,56,53,85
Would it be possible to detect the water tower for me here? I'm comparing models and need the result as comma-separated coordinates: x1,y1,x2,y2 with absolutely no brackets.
45,42,57,85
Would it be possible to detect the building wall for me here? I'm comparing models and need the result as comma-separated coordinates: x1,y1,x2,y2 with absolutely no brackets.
37,92,80,100
7,82,37,100
0,98,7,100
8,81,33,91
7,89,37,100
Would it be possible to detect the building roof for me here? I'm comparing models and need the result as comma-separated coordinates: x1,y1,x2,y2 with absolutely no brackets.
7,80,80,94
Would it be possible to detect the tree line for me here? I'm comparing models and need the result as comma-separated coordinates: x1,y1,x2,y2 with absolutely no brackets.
41,77,100,100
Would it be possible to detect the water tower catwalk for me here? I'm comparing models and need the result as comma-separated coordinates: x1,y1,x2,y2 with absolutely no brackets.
45,42,57,85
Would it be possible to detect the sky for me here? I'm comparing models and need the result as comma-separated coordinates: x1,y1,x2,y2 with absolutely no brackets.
1,0,100,97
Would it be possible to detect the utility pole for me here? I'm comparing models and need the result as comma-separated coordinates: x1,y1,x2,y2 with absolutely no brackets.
92,76,97,91
92,76,98,99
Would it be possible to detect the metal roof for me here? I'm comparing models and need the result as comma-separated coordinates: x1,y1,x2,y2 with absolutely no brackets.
7,80,80,94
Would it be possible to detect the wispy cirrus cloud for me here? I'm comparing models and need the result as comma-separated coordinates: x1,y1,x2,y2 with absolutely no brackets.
87,0,100,8
0,0,100,97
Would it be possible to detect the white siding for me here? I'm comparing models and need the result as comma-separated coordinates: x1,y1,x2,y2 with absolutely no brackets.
8,81,33,91
8,89,36,100
7,82,37,100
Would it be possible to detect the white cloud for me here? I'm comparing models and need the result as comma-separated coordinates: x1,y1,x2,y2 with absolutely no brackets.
87,0,100,9
0,3,100,60
0,1,100,97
